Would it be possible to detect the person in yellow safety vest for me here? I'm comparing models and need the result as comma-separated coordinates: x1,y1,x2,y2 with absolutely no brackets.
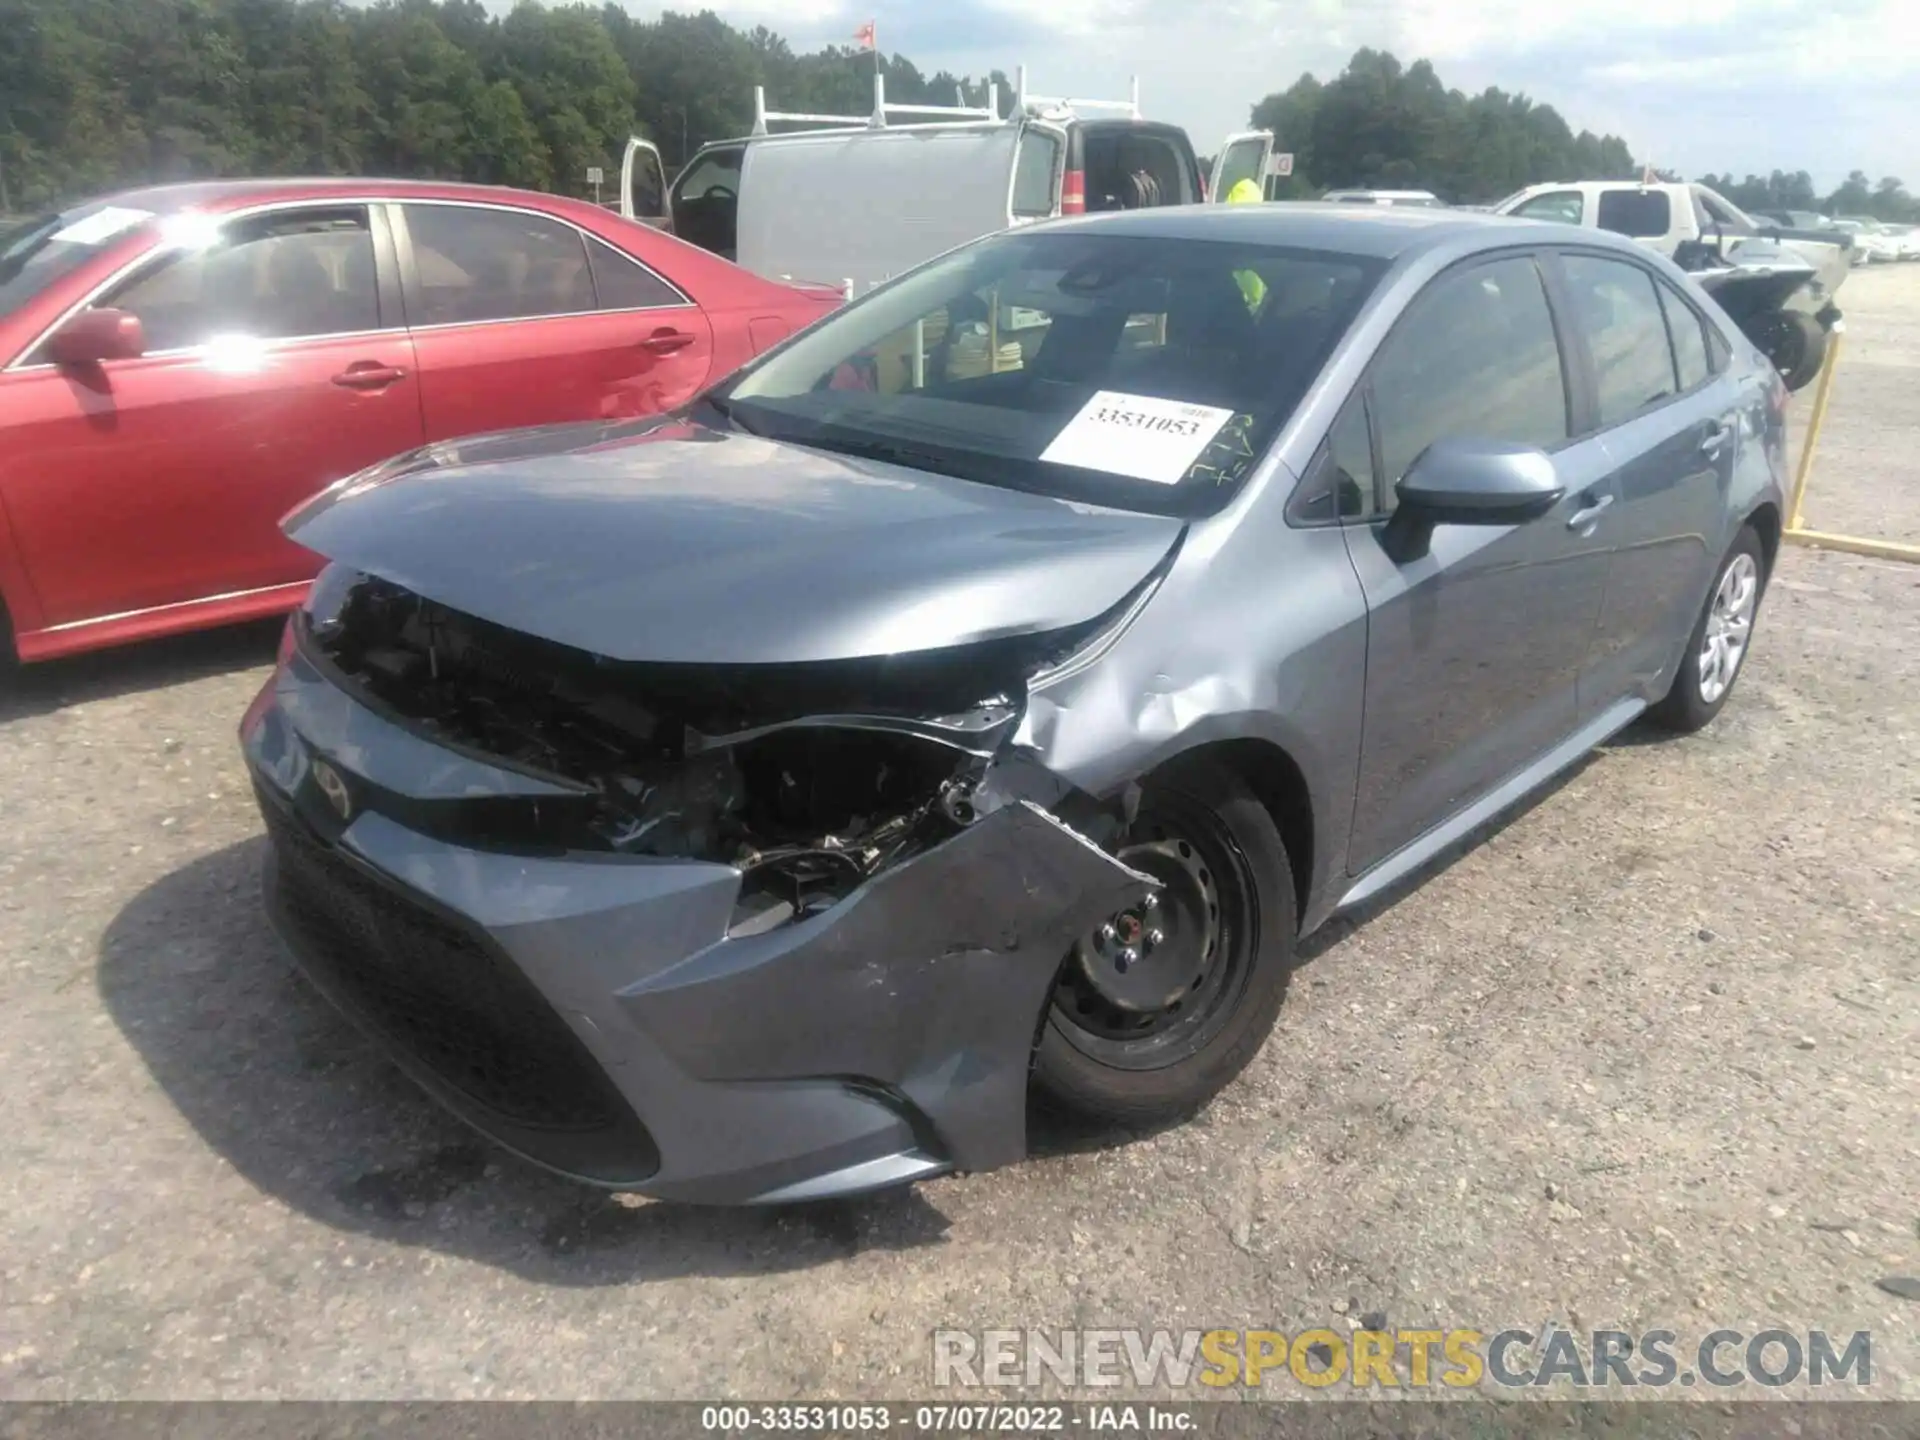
1224,177,1267,313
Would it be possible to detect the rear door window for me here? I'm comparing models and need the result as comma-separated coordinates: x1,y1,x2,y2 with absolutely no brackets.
1367,256,1570,504
1011,129,1062,218
402,205,594,325
1558,253,1680,426
1656,280,1712,392
92,206,380,352
1595,189,1671,239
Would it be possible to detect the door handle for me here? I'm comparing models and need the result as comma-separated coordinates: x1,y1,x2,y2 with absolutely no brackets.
331,363,408,390
1699,420,1735,456
1566,492,1615,531
639,328,694,355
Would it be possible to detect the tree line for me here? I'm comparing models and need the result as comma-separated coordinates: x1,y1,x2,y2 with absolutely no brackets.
1,0,1912,224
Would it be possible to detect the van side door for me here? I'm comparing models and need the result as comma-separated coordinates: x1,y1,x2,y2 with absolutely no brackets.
1208,132,1274,202
1010,122,1068,225
621,139,671,231
669,144,747,260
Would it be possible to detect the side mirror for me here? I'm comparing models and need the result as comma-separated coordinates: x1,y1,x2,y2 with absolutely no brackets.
1382,437,1563,563
47,308,146,366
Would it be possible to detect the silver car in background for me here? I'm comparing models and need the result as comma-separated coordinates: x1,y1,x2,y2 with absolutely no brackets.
242,205,1787,1204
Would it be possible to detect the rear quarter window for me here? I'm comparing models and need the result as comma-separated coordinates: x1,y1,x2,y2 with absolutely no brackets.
1596,190,1671,239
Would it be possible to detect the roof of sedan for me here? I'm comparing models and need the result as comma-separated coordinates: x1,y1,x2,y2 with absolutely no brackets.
1049,202,1580,260
72,176,578,215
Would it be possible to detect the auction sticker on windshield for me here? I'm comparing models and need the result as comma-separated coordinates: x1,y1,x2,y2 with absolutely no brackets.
1041,391,1236,484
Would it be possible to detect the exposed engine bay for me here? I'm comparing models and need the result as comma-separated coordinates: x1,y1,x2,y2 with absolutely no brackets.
299,570,1096,932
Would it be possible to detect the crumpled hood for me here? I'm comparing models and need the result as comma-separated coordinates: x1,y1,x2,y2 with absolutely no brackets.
284,417,1184,665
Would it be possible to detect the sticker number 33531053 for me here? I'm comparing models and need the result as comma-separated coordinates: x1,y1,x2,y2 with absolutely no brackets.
1040,391,1237,485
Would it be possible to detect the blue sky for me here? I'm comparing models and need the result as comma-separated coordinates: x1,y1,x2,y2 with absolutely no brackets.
611,0,1917,193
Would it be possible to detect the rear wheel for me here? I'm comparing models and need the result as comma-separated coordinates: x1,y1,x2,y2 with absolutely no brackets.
1750,309,1827,392
1031,758,1295,1125
1647,525,1767,734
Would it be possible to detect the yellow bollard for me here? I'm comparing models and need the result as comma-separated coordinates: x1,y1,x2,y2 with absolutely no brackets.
1785,321,1842,532
1782,319,1920,564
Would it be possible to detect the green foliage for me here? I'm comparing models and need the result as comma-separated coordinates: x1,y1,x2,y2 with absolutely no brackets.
1694,168,1916,221
0,0,1012,210
1249,48,1637,204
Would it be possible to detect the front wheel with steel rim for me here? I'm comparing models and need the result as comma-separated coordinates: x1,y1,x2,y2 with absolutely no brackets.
1030,757,1296,1125
1649,525,1768,733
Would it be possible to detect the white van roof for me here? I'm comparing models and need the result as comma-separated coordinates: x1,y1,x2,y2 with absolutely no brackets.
749,65,1142,138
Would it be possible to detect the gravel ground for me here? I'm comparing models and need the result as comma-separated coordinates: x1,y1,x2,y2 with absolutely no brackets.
1,268,1916,1403
1791,263,1920,547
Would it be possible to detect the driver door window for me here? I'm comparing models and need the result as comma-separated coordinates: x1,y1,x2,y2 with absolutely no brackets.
1367,256,1569,512
91,207,382,352
670,146,744,259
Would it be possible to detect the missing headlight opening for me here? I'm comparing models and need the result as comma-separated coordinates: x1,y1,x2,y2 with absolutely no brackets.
301,573,1103,935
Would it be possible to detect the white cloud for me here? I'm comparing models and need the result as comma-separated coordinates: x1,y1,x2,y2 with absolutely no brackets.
630,0,1919,189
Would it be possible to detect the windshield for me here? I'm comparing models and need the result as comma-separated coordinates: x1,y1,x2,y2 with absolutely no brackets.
713,229,1385,517
0,202,155,327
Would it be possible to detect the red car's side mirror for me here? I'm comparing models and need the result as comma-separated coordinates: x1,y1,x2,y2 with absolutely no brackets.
47,308,147,366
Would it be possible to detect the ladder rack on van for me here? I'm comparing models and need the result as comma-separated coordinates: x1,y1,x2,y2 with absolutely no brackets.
748,66,1140,136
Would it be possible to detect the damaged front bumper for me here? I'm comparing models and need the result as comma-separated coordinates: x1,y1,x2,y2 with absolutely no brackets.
240,644,1150,1204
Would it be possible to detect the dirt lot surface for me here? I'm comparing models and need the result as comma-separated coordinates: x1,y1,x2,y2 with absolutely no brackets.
1791,264,1920,547
2,268,1916,1404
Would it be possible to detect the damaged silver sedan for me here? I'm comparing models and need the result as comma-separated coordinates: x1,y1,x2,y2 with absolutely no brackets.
242,206,1786,1203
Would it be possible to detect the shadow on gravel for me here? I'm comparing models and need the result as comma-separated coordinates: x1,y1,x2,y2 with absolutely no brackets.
0,617,283,723
97,839,953,1286
97,739,1634,1271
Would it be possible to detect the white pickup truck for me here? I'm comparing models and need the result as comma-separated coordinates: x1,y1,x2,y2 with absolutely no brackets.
1494,180,1851,390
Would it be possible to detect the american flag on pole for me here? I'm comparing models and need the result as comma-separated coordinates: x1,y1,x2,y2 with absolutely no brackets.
853,18,876,48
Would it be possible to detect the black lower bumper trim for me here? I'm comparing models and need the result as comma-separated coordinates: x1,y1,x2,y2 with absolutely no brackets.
255,783,661,1186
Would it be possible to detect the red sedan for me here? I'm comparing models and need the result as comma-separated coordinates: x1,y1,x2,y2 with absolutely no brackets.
0,178,839,663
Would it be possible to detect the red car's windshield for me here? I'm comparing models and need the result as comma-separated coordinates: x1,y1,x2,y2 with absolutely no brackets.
0,203,156,327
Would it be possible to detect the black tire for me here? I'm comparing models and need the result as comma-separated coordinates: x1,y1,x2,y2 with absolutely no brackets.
1750,309,1827,392
1031,757,1296,1125
1647,525,1768,734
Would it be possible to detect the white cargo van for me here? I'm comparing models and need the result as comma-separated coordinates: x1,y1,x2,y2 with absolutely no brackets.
617,69,1274,296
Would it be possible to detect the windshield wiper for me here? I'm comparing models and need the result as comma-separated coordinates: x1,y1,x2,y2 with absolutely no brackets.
695,392,759,436
786,433,979,481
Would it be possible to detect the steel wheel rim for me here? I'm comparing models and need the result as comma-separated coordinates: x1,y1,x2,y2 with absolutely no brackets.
1760,313,1806,376
1698,552,1758,704
1050,800,1257,1072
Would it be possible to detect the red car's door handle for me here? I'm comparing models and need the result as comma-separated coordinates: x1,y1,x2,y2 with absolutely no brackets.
331,363,409,390
639,328,694,355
